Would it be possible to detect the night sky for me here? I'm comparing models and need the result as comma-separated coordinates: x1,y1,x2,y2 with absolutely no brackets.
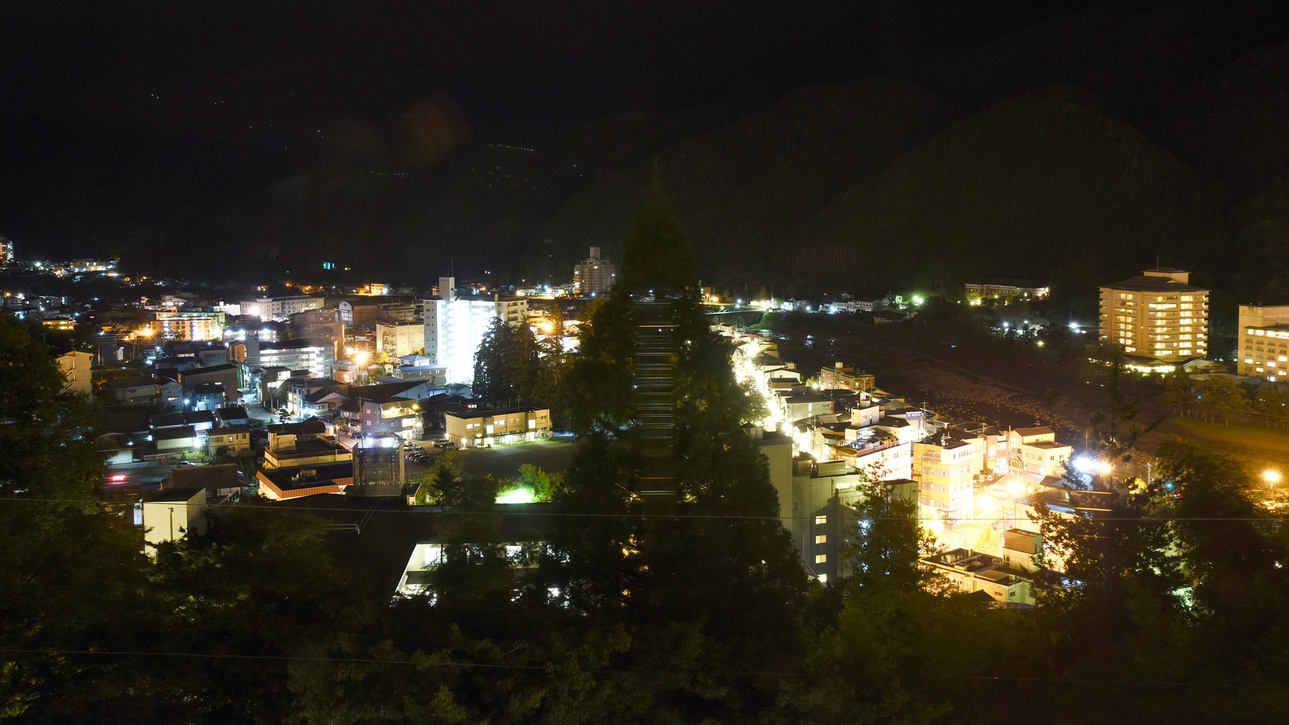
7,0,1270,277
1,2,861,140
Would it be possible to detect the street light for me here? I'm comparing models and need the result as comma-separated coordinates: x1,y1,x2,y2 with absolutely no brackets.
1264,469,1282,489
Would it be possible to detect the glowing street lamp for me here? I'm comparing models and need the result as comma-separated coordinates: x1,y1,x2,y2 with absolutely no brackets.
1264,469,1282,489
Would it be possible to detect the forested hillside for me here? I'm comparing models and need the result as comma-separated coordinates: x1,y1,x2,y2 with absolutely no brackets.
783,89,1230,295
538,77,957,287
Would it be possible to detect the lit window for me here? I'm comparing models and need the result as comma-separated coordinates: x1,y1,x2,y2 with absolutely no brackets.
815,554,827,564
815,535,827,544
815,515,827,525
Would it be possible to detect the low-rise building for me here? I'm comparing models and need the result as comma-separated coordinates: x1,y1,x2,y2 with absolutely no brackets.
445,406,552,448
102,376,159,406
262,438,353,469
56,350,93,395
1007,427,1071,478
142,488,208,550
964,278,1050,303
818,362,875,392
207,426,252,456
257,462,353,501
920,548,1035,606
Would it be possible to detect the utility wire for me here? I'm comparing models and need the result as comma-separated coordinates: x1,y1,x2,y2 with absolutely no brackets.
2,494,1286,524
1,647,1283,689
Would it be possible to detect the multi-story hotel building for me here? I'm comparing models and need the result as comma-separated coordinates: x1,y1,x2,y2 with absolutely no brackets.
573,246,616,296
1237,305,1289,382
422,276,528,385
1099,268,1208,362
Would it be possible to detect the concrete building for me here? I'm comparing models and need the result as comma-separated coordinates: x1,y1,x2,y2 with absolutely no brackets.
142,488,207,550
56,350,92,395
573,246,616,296
777,454,919,584
422,276,528,385
357,397,423,440
1237,304,1289,382
920,548,1035,606
913,435,986,522
1007,427,1072,478
147,309,226,341
818,362,875,393
240,295,326,322
444,406,552,448
339,300,419,328
377,321,425,359
965,278,1050,303
247,338,336,379
206,426,252,456
1099,268,1209,363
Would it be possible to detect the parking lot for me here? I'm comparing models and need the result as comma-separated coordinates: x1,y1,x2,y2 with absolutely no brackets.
403,435,577,481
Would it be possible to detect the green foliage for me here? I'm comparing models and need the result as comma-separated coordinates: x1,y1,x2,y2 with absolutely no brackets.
472,316,514,404
615,168,699,294
0,315,102,502
474,312,571,414
508,463,560,502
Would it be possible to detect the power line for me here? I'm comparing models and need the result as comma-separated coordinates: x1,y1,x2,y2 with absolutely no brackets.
2,494,1287,524
1,647,1282,689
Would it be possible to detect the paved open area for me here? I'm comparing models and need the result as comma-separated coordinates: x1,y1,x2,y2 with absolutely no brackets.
406,435,577,481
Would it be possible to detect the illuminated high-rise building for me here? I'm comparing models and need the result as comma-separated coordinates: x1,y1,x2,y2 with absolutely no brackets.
573,246,615,296
1099,268,1209,363
422,276,527,385
1237,304,1289,382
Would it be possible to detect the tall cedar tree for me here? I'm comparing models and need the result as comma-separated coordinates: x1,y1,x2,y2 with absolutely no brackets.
549,171,810,719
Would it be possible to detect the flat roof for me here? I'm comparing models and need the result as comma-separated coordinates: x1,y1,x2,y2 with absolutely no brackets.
1100,276,1207,293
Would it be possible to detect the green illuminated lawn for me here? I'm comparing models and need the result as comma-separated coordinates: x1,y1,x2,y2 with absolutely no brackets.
1170,417,1289,455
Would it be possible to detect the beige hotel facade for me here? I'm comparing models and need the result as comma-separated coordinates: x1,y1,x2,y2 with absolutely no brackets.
1099,268,1208,363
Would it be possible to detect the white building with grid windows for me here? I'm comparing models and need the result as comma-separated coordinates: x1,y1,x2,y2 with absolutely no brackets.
1237,305,1289,382
422,276,528,385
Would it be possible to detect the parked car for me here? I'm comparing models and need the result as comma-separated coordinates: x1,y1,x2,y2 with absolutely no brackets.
433,439,458,450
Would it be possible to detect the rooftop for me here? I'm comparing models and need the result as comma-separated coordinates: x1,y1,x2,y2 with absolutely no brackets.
1101,275,1207,293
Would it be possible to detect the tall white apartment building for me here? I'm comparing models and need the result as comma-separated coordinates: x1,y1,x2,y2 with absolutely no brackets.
422,276,528,385
1238,305,1289,382
573,246,616,296
1099,268,1209,362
